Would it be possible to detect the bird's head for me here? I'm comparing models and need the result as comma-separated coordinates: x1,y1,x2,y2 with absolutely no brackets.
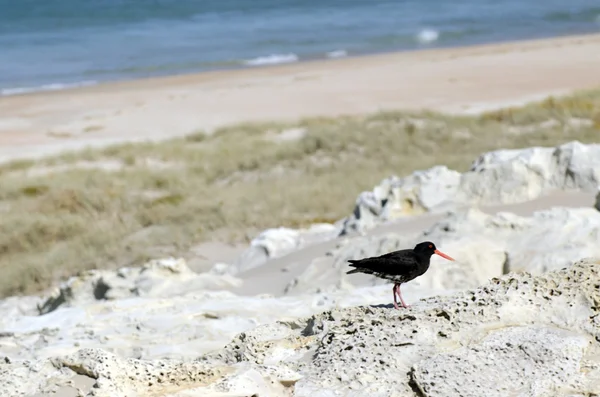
414,241,455,261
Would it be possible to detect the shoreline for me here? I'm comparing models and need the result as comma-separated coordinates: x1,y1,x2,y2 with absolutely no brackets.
1,32,600,164
6,31,600,99
2,29,599,99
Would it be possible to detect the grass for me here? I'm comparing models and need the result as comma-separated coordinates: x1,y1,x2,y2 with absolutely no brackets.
1,89,600,298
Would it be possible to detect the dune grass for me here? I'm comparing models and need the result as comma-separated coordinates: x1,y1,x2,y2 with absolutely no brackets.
1,89,600,297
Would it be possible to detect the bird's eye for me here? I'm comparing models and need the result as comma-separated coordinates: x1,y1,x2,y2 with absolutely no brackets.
429,245,432,248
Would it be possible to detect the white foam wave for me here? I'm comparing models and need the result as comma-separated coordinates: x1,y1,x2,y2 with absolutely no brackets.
243,53,299,67
326,49,348,59
416,29,439,44
0,80,97,96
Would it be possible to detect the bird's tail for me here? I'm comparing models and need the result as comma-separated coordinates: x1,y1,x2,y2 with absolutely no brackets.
346,268,361,275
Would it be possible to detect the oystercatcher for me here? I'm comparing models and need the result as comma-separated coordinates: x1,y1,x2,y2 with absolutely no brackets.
346,241,455,309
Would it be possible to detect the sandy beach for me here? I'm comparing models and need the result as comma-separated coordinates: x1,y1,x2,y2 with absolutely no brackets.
1,33,600,163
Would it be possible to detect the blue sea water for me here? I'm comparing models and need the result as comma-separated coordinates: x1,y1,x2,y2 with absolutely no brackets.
1,0,599,95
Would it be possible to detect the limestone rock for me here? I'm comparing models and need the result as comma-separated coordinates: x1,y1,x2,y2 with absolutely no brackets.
340,166,461,235
0,348,301,397
340,141,600,235
3,258,600,396
284,206,600,296
1,280,436,364
37,257,242,314
234,223,338,272
423,206,600,275
412,326,591,397
207,257,600,397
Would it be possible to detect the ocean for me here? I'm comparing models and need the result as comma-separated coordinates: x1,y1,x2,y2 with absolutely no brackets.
1,0,599,95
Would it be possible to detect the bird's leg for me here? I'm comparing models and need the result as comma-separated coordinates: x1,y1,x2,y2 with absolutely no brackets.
396,284,410,308
392,284,400,310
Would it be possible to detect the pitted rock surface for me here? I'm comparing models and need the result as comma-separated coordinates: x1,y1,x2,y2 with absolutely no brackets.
203,258,600,397
411,326,593,397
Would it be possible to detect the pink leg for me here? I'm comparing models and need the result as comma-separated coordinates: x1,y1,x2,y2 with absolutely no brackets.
396,284,410,308
392,284,400,310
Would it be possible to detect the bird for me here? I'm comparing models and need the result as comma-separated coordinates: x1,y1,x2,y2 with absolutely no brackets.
346,241,455,309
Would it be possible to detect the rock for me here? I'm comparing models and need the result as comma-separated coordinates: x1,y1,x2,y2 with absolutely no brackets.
340,141,600,235
340,167,461,235
234,223,338,272
234,227,301,273
208,262,238,276
1,278,444,364
422,207,600,275
231,141,599,275
412,326,591,397
206,257,600,397
37,257,242,314
0,348,301,397
283,206,600,296
595,187,600,211
3,257,600,396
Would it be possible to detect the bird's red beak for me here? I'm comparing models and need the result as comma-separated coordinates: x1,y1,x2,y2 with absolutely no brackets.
434,249,455,261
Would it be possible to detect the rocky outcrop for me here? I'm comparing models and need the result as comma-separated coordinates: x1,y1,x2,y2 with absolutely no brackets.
37,257,242,314
341,140,600,235
203,257,600,397
231,141,600,274
234,223,339,272
340,166,462,235
283,206,600,295
1,348,302,397
2,256,599,396
1,272,444,365
5,206,597,368
2,257,597,397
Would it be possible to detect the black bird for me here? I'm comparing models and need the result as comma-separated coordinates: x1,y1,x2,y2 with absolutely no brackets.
346,241,455,309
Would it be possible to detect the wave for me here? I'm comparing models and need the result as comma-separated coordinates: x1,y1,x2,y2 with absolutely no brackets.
326,49,348,58
416,29,440,44
242,53,299,66
0,80,97,96
367,28,445,47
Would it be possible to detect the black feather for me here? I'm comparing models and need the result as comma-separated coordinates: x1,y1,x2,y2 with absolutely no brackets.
345,241,450,284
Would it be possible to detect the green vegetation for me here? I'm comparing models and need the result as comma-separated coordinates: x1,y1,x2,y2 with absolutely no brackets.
1,89,599,297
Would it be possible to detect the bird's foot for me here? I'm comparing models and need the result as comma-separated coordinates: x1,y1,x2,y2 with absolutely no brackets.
393,302,400,310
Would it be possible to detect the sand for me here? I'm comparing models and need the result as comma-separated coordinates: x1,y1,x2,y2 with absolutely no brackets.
1,33,600,163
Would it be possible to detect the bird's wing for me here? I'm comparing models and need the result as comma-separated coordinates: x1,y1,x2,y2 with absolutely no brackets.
348,248,411,266
347,251,418,274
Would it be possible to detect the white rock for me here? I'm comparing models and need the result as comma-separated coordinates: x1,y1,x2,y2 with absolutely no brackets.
284,206,600,296
36,257,242,314
235,224,338,272
3,257,600,396
412,326,592,397
205,258,600,397
341,167,461,235
0,280,448,364
340,141,600,235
